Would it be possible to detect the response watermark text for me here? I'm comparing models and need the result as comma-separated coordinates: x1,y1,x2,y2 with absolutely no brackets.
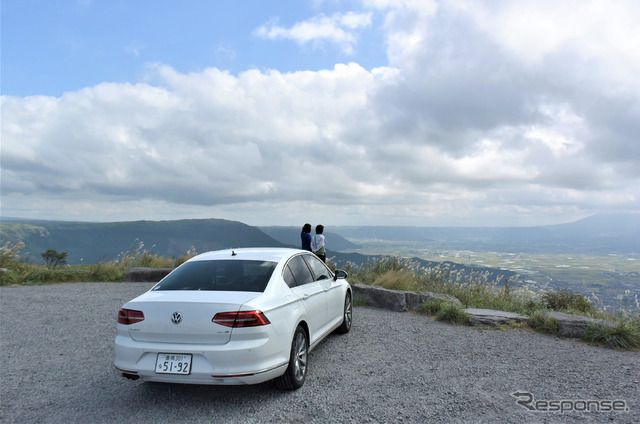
511,391,629,413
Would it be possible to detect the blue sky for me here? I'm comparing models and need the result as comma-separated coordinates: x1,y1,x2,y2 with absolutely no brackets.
3,0,386,96
2,0,640,227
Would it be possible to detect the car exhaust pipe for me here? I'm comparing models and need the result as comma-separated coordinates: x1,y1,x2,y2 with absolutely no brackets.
122,373,140,380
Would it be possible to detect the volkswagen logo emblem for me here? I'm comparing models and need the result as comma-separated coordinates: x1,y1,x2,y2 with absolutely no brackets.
171,312,183,324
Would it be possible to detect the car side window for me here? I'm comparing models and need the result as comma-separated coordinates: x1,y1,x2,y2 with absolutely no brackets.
303,254,332,281
286,255,314,286
283,265,297,288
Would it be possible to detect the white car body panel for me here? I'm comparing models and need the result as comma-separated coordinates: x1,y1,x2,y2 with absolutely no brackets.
124,291,260,344
114,248,351,386
290,281,327,345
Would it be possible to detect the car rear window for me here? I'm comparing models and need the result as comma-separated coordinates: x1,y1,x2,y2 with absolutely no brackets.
153,260,277,292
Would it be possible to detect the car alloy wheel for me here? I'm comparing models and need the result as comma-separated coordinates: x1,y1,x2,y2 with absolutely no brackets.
293,329,308,382
336,292,352,334
275,325,308,390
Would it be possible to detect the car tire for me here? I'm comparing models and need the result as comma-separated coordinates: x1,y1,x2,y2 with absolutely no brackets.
275,325,308,390
335,291,352,334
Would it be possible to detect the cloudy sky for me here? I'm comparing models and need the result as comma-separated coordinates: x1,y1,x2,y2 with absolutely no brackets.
2,0,639,227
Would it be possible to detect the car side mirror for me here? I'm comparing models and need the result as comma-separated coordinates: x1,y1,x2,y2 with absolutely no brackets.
333,269,348,281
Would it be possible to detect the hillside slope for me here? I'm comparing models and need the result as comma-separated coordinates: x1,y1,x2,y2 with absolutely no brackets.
0,219,286,264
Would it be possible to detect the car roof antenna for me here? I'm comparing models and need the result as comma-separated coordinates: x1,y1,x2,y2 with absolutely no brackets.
231,250,237,256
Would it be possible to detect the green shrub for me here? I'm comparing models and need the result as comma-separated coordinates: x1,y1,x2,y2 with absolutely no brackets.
41,249,68,268
347,256,546,316
118,242,173,268
417,298,446,316
414,266,543,315
345,256,419,286
89,261,125,282
372,269,416,291
0,267,25,285
174,247,198,267
528,310,559,334
435,303,470,325
542,289,595,315
583,319,640,350
0,264,89,285
0,241,27,268
523,299,540,314
0,240,201,285
0,242,30,286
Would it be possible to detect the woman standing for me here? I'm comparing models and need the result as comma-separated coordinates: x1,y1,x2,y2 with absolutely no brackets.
301,223,312,252
310,224,326,262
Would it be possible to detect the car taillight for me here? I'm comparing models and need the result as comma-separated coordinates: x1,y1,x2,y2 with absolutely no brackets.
118,308,145,325
212,311,271,327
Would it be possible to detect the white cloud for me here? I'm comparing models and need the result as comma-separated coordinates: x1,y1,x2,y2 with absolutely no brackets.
124,41,145,57
2,0,639,226
215,44,236,63
253,12,372,54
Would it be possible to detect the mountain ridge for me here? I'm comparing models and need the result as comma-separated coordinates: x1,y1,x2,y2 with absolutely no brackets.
1,213,638,266
331,213,640,254
0,218,286,264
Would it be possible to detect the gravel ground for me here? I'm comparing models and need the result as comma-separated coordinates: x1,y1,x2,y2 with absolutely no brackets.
1,282,638,423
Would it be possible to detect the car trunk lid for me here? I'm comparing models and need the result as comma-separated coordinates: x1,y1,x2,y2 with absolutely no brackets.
124,291,260,344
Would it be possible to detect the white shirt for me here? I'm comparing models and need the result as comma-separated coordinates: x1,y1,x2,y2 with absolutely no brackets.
310,234,326,252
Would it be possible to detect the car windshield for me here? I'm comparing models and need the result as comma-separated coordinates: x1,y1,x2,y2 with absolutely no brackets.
153,260,277,292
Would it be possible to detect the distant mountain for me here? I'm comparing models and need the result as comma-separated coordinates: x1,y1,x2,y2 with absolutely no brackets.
0,218,286,264
549,213,640,233
2,213,637,266
332,213,640,254
259,226,360,251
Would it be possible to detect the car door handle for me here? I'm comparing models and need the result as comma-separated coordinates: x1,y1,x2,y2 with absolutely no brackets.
302,294,310,300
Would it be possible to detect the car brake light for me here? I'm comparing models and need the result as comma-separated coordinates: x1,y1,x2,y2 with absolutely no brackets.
118,308,145,324
212,311,271,327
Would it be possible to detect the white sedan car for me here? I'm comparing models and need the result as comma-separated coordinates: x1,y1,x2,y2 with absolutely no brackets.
114,248,352,390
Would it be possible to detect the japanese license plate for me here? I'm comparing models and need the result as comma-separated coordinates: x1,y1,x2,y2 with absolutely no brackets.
155,353,192,375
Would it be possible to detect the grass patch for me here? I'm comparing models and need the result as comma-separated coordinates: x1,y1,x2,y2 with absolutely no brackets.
417,299,470,325
435,303,470,325
346,256,543,316
87,261,126,282
417,298,447,316
499,321,528,330
0,265,91,285
117,242,175,268
372,269,416,291
0,241,197,285
527,310,559,335
583,318,640,350
541,289,596,315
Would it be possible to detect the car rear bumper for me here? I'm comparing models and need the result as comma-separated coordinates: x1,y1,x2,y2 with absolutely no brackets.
114,333,289,385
